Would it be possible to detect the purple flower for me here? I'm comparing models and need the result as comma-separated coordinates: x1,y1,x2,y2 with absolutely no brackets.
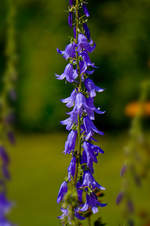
74,93,91,115
61,89,77,108
56,63,78,83
61,109,78,131
82,142,104,169
57,42,76,60
116,192,124,205
58,208,69,220
0,192,12,216
0,146,9,165
56,0,107,221
0,218,14,226
80,193,106,214
120,164,127,177
68,156,76,181
75,211,85,220
68,12,73,27
57,181,68,203
69,0,74,7
85,78,104,98
81,171,105,191
83,116,104,140
76,181,83,203
2,165,10,180
73,26,76,39
82,4,90,17
83,23,90,40
78,34,96,53
127,200,134,213
64,130,77,154
86,97,105,120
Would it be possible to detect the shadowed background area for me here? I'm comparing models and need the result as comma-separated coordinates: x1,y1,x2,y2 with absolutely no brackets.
0,0,150,225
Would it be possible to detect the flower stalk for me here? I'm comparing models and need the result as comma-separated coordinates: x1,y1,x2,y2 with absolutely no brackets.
56,0,107,225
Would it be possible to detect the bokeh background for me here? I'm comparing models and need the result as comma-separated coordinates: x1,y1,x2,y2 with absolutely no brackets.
0,0,150,225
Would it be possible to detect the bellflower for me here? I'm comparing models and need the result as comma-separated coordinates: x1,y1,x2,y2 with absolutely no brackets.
82,4,90,17
57,181,68,204
57,42,76,60
83,23,90,40
79,193,106,214
82,141,104,169
64,130,77,154
68,156,76,181
81,171,105,191
56,0,107,224
83,116,104,140
58,208,69,221
85,78,104,98
77,34,96,53
61,89,77,108
56,63,78,83
61,109,78,131
68,12,73,27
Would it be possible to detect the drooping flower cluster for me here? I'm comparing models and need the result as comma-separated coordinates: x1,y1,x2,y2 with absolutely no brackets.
56,0,106,224
0,0,17,224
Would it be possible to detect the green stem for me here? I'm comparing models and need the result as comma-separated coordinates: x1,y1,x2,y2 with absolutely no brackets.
74,0,82,185
88,215,91,226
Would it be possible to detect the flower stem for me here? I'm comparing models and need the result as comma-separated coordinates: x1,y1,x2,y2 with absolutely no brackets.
74,0,82,186
88,215,91,226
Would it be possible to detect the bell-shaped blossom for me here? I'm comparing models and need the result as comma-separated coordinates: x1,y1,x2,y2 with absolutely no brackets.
79,193,106,214
68,156,76,181
74,93,91,115
83,23,90,40
85,78,104,98
58,208,69,221
86,97,105,120
81,171,105,191
0,147,9,165
82,141,104,169
69,0,74,6
68,12,73,27
57,43,76,60
64,130,77,154
82,4,90,17
61,109,78,131
2,165,10,180
79,51,96,75
76,181,83,204
75,208,85,220
78,34,96,53
61,89,77,108
57,181,68,203
81,150,95,174
0,192,12,218
116,192,124,205
83,116,104,140
0,218,13,226
56,63,78,83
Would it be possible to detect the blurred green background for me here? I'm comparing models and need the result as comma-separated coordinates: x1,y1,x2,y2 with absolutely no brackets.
0,0,150,225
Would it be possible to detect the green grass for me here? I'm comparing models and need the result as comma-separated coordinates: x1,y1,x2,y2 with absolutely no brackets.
7,132,150,225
